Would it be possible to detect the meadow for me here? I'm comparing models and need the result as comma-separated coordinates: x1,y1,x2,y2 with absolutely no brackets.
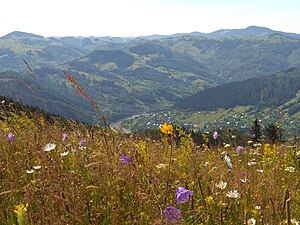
0,104,300,225
1,72,300,225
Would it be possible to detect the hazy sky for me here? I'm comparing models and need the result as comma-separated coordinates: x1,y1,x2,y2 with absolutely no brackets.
1,0,300,37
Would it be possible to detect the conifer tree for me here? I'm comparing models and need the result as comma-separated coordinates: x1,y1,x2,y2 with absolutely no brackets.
251,119,262,143
264,123,282,144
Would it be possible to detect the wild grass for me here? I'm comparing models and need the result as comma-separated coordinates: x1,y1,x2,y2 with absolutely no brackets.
0,105,300,224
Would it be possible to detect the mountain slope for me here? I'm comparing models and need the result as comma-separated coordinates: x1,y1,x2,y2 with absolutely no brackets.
174,68,300,114
0,31,89,72
164,34,300,81
206,26,300,39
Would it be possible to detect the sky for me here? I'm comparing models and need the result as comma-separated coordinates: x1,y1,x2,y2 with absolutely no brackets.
1,0,300,37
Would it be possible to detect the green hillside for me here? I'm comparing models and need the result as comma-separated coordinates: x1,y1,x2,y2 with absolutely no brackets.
1,29,300,125
174,68,300,111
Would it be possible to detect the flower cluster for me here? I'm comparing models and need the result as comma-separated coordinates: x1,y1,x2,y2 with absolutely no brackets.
163,187,193,222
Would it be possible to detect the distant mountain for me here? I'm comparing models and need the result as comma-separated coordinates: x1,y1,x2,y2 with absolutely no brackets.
139,26,300,40
1,27,300,123
164,34,300,81
174,68,300,115
206,26,300,39
0,41,215,122
0,31,89,72
0,31,133,72
0,31,45,39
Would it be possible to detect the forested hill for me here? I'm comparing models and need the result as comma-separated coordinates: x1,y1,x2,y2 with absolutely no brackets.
174,68,300,113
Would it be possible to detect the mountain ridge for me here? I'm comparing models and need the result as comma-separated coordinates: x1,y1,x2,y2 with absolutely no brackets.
1,25,300,40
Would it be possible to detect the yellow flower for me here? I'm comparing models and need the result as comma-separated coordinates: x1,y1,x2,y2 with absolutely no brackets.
160,123,173,135
14,203,29,225
205,196,215,205
14,203,28,215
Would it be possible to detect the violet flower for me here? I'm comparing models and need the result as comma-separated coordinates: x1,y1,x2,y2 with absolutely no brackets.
176,187,193,204
79,139,86,146
236,146,244,154
119,153,131,163
8,132,15,143
62,133,67,142
163,206,181,223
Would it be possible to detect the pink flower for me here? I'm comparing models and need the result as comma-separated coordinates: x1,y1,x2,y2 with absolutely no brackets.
213,131,218,140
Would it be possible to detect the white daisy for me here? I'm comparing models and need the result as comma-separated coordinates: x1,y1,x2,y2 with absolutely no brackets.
247,217,256,225
215,181,227,190
44,143,56,152
33,165,41,170
60,151,69,156
156,163,167,169
285,166,296,173
226,190,239,199
25,169,35,174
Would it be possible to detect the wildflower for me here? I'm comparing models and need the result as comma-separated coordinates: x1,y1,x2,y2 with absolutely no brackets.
176,187,193,204
2,209,7,220
79,139,86,146
156,163,167,169
224,153,233,169
32,165,41,170
62,133,67,142
43,143,56,152
256,169,263,173
14,203,28,225
240,178,248,183
163,206,181,223
224,143,231,148
119,153,131,163
25,169,35,174
226,190,239,199
240,171,248,182
8,132,15,143
247,161,257,166
247,140,253,145
215,181,227,190
160,123,173,135
71,148,77,155
253,143,262,147
205,196,215,205
290,218,299,225
285,166,296,173
247,217,256,225
60,151,69,156
236,146,244,154
213,131,218,140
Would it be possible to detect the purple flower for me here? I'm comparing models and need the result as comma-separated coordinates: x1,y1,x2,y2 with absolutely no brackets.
8,132,15,143
62,133,67,142
213,131,218,140
163,206,181,223
176,187,193,204
71,148,77,155
236,146,244,154
119,153,131,163
79,139,86,146
2,209,7,220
